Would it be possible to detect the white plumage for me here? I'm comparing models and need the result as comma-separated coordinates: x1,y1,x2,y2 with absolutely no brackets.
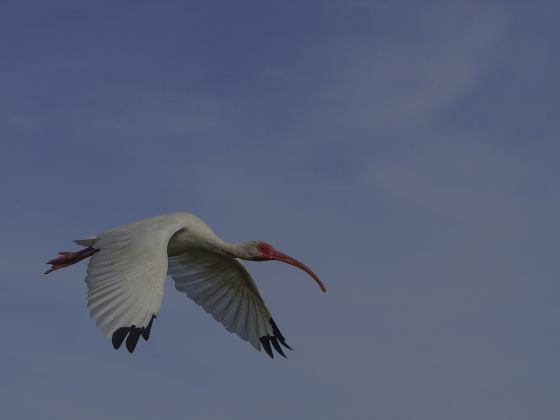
46,212,325,358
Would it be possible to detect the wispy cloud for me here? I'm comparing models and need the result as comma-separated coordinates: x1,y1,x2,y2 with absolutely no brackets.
1,2,559,420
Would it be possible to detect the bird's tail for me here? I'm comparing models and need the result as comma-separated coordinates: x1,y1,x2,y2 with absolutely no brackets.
45,247,98,274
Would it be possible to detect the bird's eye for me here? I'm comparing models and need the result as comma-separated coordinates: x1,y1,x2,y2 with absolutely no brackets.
258,244,270,253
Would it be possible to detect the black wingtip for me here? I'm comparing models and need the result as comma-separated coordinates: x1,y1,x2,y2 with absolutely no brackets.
279,340,293,351
270,336,286,358
260,336,274,358
111,315,156,353
126,326,141,353
258,318,293,359
269,317,293,351
141,315,156,341
112,327,128,349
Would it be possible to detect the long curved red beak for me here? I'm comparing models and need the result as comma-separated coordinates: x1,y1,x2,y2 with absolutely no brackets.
271,250,326,292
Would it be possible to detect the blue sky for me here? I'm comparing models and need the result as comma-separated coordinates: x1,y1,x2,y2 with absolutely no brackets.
1,1,559,419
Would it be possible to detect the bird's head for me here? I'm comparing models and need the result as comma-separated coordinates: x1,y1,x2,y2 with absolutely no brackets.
243,241,326,292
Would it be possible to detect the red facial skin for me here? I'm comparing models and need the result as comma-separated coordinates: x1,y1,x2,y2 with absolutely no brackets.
256,243,326,292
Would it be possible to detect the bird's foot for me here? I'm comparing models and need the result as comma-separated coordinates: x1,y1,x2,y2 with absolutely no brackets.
45,247,98,274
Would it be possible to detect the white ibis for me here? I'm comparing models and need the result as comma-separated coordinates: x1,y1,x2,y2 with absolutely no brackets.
45,212,326,358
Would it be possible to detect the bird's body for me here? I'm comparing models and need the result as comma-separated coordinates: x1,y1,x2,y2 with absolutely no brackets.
46,212,325,358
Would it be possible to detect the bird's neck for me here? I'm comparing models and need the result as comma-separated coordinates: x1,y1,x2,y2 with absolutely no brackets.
213,241,254,260
168,228,253,260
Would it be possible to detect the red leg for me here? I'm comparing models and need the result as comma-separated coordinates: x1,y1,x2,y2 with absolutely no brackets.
45,247,98,274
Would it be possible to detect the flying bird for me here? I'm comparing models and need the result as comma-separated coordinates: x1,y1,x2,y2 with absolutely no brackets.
45,212,326,358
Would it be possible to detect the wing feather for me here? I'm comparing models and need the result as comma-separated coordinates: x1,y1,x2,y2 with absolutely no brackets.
85,214,189,352
169,249,292,358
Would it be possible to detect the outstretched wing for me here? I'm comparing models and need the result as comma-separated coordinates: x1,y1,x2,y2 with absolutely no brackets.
85,216,187,353
168,250,292,358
